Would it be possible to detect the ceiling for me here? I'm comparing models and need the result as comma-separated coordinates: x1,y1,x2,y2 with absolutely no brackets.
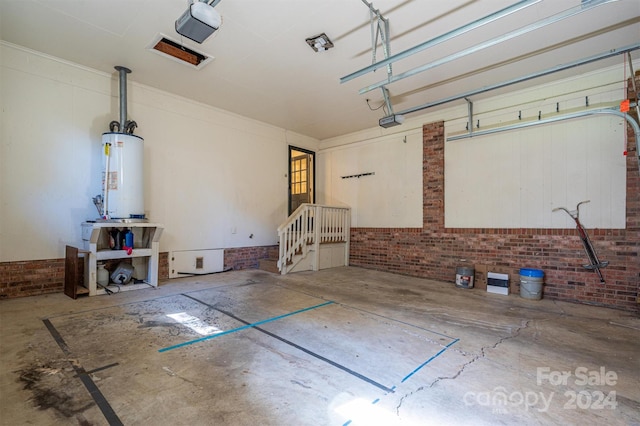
1,0,639,140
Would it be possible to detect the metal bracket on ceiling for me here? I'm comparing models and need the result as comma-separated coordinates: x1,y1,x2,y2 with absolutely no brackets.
357,0,618,95
381,87,394,115
360,1,398,126
341,0,542,85
361,0,392,80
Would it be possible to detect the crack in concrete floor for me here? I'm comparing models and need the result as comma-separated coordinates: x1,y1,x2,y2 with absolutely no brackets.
395,319,532,417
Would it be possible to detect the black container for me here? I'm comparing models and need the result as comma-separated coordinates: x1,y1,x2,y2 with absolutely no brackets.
110,228,122,250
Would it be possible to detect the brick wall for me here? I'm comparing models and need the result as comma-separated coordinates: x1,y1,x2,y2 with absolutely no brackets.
0,245,278,299
351,120,640,312
224,245,278,271
159,252,169,280
0,259,65,299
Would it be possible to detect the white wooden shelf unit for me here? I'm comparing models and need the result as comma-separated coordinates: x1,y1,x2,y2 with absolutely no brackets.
81,222,164,296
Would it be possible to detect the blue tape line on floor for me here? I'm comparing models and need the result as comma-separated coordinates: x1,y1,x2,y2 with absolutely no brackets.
158,300,335,353
343,338,460,426
401,338,460,383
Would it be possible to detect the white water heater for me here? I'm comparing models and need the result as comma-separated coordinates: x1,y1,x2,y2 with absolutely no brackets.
101,132,145,219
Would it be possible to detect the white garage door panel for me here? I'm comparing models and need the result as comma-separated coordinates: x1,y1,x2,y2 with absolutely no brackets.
444,116,626,229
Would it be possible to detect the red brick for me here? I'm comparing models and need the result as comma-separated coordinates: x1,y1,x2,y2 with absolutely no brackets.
351,120,639,312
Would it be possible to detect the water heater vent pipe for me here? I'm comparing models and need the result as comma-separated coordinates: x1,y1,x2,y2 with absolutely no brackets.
115,66,131,132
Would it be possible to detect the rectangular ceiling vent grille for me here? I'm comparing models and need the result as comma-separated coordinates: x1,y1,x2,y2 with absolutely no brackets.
147,34,213,69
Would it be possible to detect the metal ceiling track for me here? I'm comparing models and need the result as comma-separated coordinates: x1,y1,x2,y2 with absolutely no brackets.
340,0,542,84
397,42,640,116
446,106,640,164
447,106,639,144
445,46,640,161
357,0,618,95
437,42,640,164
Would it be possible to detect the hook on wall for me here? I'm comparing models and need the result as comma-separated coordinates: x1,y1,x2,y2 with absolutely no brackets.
342,172,375,179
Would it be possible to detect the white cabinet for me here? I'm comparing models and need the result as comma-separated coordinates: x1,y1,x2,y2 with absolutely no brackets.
81,222,163,296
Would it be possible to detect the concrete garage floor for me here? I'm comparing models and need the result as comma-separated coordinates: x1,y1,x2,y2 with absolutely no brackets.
1,267,638,425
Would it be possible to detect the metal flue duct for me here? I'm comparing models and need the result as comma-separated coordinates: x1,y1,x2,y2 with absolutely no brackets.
109,66,137,134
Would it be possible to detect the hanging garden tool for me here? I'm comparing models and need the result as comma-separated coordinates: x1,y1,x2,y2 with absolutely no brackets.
552,200,608,283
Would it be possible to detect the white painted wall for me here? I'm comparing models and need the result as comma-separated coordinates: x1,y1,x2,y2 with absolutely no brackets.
0,43,318,262
445,116,627,228
318,63,635,229
1,42,635,262
444,67,629,229
317,129,424,228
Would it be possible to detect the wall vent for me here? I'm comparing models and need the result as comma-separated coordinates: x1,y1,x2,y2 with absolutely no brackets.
170,249,224,278
147,34,213,69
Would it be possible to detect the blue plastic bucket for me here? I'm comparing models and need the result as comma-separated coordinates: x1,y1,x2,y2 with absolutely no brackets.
519,268,544,300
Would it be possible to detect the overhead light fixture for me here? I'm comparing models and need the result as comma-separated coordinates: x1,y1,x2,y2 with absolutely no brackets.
379,114,405,128
306,33,334,52
175,1,222,44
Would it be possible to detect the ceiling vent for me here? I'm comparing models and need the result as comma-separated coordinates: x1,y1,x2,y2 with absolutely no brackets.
147,34,214,69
